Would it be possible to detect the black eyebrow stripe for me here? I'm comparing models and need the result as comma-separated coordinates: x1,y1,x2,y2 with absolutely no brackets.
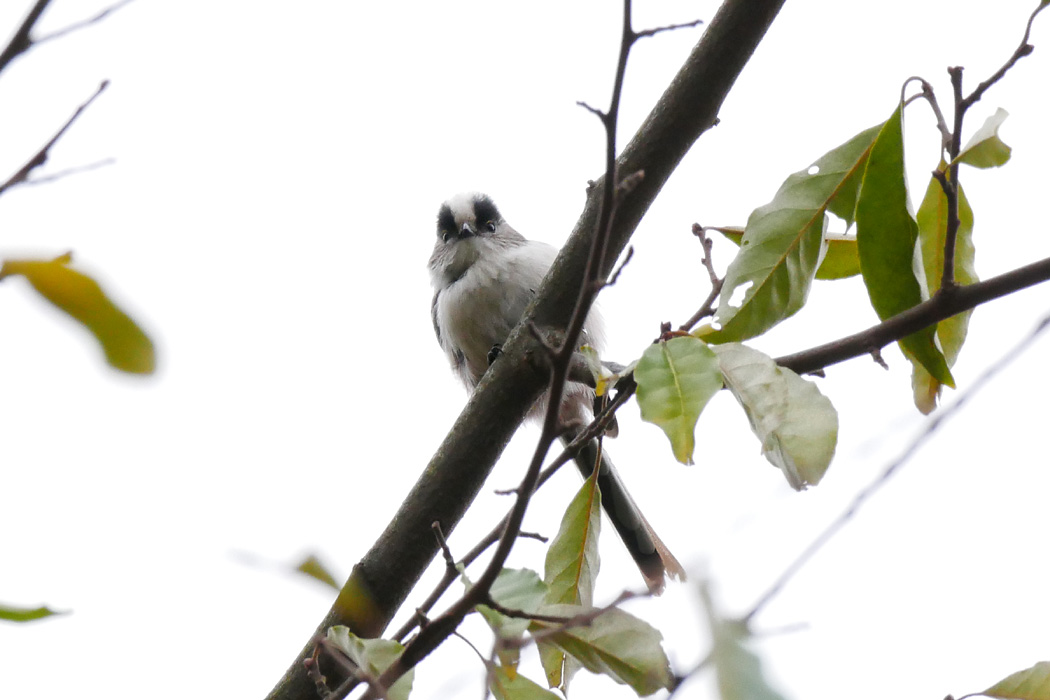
473,196,501,224
436,204,456,235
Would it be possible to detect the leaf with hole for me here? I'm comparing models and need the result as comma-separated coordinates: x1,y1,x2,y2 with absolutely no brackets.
712,226,860,280
706,123,882,341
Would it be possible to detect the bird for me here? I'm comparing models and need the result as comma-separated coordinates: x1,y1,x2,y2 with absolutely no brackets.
428,192,683,592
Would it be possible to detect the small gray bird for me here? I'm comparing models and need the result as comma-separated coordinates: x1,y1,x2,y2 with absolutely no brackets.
428,192,683,591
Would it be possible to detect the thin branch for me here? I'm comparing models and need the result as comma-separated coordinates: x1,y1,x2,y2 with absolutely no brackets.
634,18,704,40
22,158,115,186
497,591,643,653
0,80,110,197
679,224,724,331
774,252,1050,375
481,598,576,625
746,311,1050,623
939,66,966,289
0,0,52,76
365,3,652,694
266,1,788,696
431,522,456,569
903,76,952,151
604,246,635,288
960,1,1046,111
33,0,135,46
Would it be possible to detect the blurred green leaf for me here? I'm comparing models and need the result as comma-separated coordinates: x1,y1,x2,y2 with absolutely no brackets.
294,554,340,590
539,471,601,690
856,105,953,387
956,107,1012,168
0,604,67,623
707,123,882,342
700,582,789,700
713,343,837,489
530,604,673,695
0,253,155,374
980,661,1050,700
635,336,722,465
711,227,859,280
326,627,413,700
490,665,562,700
912,165,978,413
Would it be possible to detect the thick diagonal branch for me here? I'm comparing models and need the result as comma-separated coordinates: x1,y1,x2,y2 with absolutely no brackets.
265,2,786,699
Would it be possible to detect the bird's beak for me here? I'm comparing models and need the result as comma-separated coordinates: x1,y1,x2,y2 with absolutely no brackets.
458,222,477,239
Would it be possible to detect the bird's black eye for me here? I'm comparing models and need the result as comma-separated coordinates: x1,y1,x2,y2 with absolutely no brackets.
441,230,453,243
485,221,497,233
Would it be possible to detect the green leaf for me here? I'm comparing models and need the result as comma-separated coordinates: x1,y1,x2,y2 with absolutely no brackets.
712,343,837,489
544,475,601,608
956,108,1012,168
856,105,954,387
980,661,1050,700
490,666,563,700
477,568,549,670
711,226,859,280
481,568,548,639
700,582,789,700
539,472,601,691
816,235,860,280
635,336,722,465
326,627,414,700
707,123,882,342
912,165,978,413
0,253,155,374
0,604,67,623
294,554,340,590
530,604,673,695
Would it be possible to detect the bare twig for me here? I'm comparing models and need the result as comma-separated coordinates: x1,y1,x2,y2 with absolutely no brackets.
513,591,643,648
34,0,135,46
903,76,952,151
431,522,456,569
679,224,724,331
604,246,635,288
635,18,704,40
0,0,52,76
940,2,1046,287
21,158,115,186
0,81,110,197
746,312,1050,623
960,1,1047,112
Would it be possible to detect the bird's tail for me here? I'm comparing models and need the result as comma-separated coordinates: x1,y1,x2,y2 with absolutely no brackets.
564,434,685,594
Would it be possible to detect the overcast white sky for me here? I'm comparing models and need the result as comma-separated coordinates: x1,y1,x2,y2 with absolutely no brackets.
1,2,1048,699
